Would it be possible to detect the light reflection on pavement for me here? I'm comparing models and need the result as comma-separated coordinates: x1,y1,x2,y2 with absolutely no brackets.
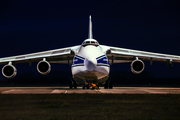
1,87,180,94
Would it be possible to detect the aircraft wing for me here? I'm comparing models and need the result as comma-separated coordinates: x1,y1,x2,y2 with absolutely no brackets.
100,45,180,65
0,45,80,65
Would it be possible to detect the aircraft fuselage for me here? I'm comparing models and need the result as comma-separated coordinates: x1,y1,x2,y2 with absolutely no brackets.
71,41,110,85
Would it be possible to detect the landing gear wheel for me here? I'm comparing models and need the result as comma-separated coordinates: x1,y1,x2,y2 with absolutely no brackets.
104,82,108,89
97,85,99,90
86,86,90,89
109,83,113,89
82,84,85,89
69,83,73,89
69,78,77,89
74,82,77,89
82,83,89,89
104,79,113,89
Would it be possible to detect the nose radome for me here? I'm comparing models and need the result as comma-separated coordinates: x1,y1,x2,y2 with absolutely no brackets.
85,58,97,71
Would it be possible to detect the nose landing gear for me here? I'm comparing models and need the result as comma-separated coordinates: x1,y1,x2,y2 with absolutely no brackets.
82,83,90,89
83,82,99,90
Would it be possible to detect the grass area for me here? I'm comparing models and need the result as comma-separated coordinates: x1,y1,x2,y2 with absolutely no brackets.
0,94,180,120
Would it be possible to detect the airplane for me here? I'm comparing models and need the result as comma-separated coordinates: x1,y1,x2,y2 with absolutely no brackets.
0,15,180,89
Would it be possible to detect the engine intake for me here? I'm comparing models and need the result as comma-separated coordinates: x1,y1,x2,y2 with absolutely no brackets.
37,60,51,75
131,59,145,74
2,64,17,78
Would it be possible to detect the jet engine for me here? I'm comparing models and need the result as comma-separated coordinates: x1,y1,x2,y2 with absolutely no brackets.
37,60,51,75
2,64,17,78
131,59,145,74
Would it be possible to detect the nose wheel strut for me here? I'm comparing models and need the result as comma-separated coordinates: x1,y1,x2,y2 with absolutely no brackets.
83,82,99,90
82,83,90,89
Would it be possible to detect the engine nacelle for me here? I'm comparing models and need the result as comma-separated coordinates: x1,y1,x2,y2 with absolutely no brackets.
37,60,51,75
2,64,17,78
131,59,145,74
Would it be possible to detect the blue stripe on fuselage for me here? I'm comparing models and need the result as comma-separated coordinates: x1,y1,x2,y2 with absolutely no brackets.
75,55,85,60
71,64,84,67
72,55,85,68
96,55,106,60
72,55,110,68
96,55,109,66
97,64,110,67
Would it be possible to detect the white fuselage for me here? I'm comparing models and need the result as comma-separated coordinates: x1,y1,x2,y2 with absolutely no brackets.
71,42,110,85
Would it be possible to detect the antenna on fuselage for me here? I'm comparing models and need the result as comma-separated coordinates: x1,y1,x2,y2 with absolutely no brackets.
88,15,93,39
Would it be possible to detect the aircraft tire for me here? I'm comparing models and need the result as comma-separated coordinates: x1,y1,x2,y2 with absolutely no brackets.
74,82,77,89
82,84,85,89
69,83,73,89
104,82,108,89
109,83,113,89
104,86,108,89
97,85,99,89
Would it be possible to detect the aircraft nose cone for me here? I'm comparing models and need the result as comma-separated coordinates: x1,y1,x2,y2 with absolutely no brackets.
85,58,97,71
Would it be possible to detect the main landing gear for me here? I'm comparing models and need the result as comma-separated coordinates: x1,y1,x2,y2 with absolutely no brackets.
104,79,113,89
69,78,77,89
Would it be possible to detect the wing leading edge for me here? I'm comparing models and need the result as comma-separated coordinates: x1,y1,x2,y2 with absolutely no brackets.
100,45,180,64
0,45,80,65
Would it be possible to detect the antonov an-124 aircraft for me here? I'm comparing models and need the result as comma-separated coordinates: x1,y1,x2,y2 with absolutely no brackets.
1,15,180,89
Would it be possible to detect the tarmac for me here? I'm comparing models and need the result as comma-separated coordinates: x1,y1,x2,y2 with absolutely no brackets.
1,87,180,94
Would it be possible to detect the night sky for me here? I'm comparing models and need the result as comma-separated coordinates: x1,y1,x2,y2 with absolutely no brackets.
0,0,180,80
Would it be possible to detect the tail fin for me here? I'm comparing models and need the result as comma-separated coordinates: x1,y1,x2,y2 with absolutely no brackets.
88,15,93,39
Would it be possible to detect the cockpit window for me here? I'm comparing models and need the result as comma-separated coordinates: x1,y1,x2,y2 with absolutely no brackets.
91,41,95,44
82,40,99,47
86,41,90,44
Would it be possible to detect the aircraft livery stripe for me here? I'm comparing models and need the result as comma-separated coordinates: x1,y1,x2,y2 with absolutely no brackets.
72,64,109,67
73,56,84,64
97,64,110,67
75,55,85,60
71,64,84,68
96,55,106,60
96,56,107,61
75,56,85,60
96,55,109,65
